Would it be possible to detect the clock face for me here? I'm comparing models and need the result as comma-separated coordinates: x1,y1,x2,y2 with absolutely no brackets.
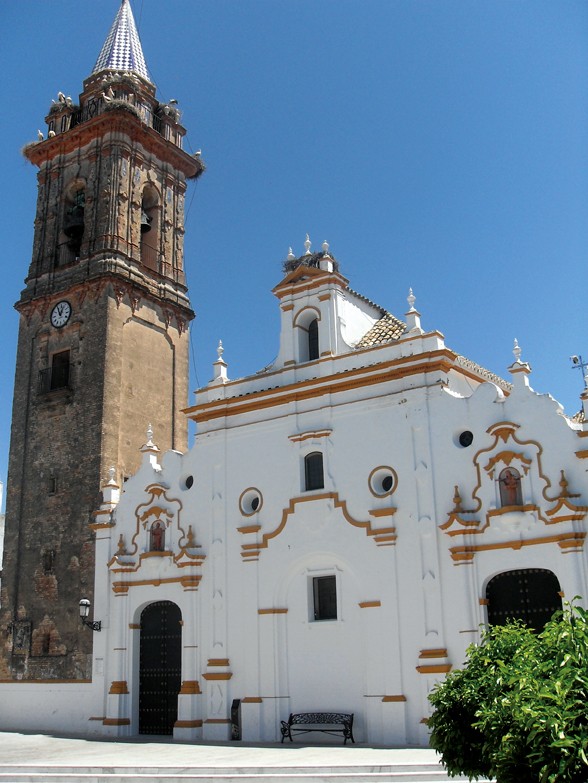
50,301,71,328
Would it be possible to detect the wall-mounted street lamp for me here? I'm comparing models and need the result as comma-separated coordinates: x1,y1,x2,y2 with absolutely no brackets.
79,598,101,631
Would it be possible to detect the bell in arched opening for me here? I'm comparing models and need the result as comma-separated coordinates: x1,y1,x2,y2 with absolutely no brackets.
140,209,153,233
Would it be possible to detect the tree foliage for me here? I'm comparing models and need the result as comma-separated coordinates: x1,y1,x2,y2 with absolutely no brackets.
428,602,588,783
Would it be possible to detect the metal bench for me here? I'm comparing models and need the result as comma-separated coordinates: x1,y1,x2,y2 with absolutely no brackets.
280,712,355,744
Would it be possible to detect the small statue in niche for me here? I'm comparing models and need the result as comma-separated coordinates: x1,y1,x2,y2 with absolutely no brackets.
499,467,523,507
150,521,165,551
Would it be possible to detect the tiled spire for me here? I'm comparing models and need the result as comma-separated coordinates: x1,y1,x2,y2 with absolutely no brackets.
92,0,150,82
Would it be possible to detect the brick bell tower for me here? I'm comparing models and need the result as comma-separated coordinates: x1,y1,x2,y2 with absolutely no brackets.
0,0,203,679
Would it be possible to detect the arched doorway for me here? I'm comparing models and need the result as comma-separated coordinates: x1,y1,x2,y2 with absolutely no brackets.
486,569,562,632
139,601,182,735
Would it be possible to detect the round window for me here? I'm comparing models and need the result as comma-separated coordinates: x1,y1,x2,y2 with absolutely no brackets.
368,466,398,497
239,487,263,516
458,431,474,448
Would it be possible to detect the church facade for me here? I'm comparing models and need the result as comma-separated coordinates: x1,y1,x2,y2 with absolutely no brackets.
0,1,587,746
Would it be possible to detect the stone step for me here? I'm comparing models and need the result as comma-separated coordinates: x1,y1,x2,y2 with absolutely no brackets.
0,765,474,783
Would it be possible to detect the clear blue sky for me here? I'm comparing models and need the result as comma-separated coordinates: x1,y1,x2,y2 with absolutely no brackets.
1,1,587,493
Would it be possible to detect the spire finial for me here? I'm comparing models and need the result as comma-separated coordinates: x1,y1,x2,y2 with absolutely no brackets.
322,240,330,255
287,247,295,261
304,234,312,255
217,340,224,360
92,0,150,82
513,338,522,363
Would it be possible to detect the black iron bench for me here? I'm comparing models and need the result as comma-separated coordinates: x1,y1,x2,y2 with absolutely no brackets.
280,712,355,744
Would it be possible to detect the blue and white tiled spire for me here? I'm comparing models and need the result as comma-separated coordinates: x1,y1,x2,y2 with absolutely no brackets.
92,0,150,82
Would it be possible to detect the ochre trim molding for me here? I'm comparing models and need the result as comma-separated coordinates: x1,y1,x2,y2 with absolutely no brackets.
368,508,397,518
174,719,203,728
109,681,129,694
112,575,201,593
129,623,140,629
419,648,448,659
382,695,407,702
241,491,397,560
204,718,231,724
416,664,452,674
202,672,232,681
187,350,458,424
358,601,381,609
179,680,201,694
237,525,262,535
448,531,586,563
103,718,130,726
289,430,332,443
208,659,230,666
242,697,263,703
258,608,288,614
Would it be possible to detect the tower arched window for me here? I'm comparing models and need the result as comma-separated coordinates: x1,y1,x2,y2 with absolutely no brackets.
140,186,159,272
61,185,85,264
308,318,319,361
304,452,324,491
486,569,562,632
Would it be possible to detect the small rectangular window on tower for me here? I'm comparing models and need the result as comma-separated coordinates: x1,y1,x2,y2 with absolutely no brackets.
312,575,337,621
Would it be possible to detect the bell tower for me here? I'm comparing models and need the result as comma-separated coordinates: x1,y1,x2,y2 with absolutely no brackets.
0,0,203,679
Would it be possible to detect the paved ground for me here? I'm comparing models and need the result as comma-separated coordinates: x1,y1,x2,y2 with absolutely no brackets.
0,731,441,769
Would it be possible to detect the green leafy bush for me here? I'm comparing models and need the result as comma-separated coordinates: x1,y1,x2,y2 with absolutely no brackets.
428,602,588,783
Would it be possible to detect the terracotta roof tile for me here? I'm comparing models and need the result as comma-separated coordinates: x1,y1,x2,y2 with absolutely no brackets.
356,312,406,347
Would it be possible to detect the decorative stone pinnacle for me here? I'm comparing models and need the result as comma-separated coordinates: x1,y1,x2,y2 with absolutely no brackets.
513,338,522,363
217,340,224,360
287,247,295,261
453,485,462,512
322,240,329,255
407,288,416,311
146,423,154,447
559,469,570,498
107,466,117,484
304,234,312,255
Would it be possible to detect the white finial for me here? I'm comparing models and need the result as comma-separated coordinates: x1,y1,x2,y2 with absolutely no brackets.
146,423,154,446
304,234,312,255
322,240,330,255
513,338,522,363
287,247,295,261
108,466,116,483
210,339,229,385
404,287,423,335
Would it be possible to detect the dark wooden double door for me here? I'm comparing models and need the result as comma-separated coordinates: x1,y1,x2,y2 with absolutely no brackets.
139,601,182,735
